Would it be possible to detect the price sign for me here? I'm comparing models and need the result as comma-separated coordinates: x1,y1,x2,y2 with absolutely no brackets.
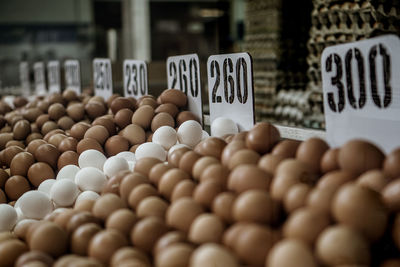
64,59,81,94
167,54,203,124
33,62,46,95
322,34,400,153
207,52,255,131
93,58,113,100
47,61,61,94
123,60,148,98
19,62,30,94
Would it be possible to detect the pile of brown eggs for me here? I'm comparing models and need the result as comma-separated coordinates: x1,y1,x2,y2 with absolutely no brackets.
0,89,399,267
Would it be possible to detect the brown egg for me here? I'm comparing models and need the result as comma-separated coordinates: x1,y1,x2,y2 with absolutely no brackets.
26,133,43,144
306,187,336,214
156,243,194,267
111,247,150,267
233,189,279,224
148,163,174,186
153,231,187,256
0,169,8,188
270,159,314,201
53,209,79,229
228,165,271,194
171,179,196,202
89,229,128,264
246,122,280,154
139,96,158,109
320,148,340,173
5,175,30,200
2,145,24,167
92,193,127,221
102,170,131,195
271,139,301,158
192,156,219,181
0,189,6,203
193,180,223,208
134,158,162,177
106,209,138,236
66,103,85,122
317,170,355,190
29,221,67,257
76,138,104,154
48,103,66,121
199,163,230,187
159,168,190,200
155,103,179,118
356,169,388,193
15,251,54,267
58,137,78,153
57,116,74,130
194,137,226,160
43,129,64,143
5,140,24,149
0,133,13,150
92,116,117,136
41,121,59,136
128,183,158,209
114,108,134,129
257,154,285,176
70,223,102,255
35,114,50,130
85,101,106,119
382,179,400,212
119,172,149,203
74,199,95,212
160,89,187,108
136,196,169,219
0,239,29,267
188,213,224,244
84,125,109,145
48,133,67,148
34,144,60,169
316,225,370,266
296,138,329,174
212,192,236,223
381,259,400,267
57,151,79,169
166,197,204,233
151,112,175,132
221,140,247,166
228,149,260,170
267,239,317,267
105,136,130,157
131,216,168,252
13,119,31,140
338,139,385,176
70,122,90,140
23,107,43,123
121,124,146,146
48,93,66,105
110,97,135,114
283,183,311,213
27,162,55,187
283,207,330,246
178,151,201,175
332,183,388,241
10,152,35,176
384,148,400,179
66,211,101,234
131,105,155,129
234,224,274,266
168,147,191,167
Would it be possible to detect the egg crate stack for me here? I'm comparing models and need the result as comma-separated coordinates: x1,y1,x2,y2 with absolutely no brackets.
244,0,311,125
304,0,400,129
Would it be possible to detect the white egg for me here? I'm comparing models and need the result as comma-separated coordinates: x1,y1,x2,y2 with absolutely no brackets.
168,144,190,158
201,130,210,141
103,156,129,178
78,149,107,170
153,126,178,150
210,117,238,138
75,191,100,205
116,151,136,162
50,179,80,207
56,165,80,181
128,161,136,171
0,204,18,231
18,191,53,220
15,207,26,223
75,167,107,193
177,120,203,148
135,142,167,161
38,179,56,195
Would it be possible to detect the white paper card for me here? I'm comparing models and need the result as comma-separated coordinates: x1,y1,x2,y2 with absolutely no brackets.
123,59,148,98
321,34,400,153
93,58,113,100
64,59,81,94
33,62,46,96
47,61,61,94
207,52,255,131
19,62,30,95
167,54,203,124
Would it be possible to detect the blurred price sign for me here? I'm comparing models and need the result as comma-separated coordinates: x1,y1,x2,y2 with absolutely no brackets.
167,54,203,124
322,34,400,153
47,61,61,94
123,60,148,98
93,58,113,100
19,62,30,94
64,59,81,94
33,62,46,96
207,52,255,131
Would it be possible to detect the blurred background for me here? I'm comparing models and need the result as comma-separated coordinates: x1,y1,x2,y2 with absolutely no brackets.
0,0,399,129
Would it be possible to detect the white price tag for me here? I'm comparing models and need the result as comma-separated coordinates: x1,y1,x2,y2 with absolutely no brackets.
123,59,148,98
207,52,255,131
167,54,203,124
64,59,81,94
47,61,61,94
93,58,113,100
322,34,400,153
19,62,30,95
33,62,46,96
